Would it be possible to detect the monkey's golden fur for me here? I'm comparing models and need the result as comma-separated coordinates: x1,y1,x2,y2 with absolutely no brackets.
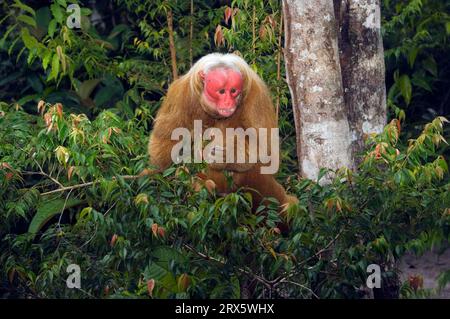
148,54,297,209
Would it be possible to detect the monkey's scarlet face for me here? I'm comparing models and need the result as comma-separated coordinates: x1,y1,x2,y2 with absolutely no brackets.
202,68,243,117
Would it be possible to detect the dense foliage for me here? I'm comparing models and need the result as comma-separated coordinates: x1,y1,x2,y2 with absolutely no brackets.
0,0,449,298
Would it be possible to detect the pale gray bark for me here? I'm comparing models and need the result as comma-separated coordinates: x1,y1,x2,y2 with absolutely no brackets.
336,0,387,161
283,0,387,179
283,0,353,181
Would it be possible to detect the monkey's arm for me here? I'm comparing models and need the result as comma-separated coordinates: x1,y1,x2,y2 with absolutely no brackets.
148,78,190,171
148,132,178,171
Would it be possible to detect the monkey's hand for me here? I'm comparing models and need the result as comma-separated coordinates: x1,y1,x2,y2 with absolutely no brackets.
206,145,255,172
205,145,227,171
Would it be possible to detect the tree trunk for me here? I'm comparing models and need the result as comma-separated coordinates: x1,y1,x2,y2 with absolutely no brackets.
283,0,387,180
166,7,178,80
283,0,353,181
336,0,387,162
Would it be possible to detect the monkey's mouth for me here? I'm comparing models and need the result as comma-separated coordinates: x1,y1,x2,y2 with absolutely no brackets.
217,107,236,117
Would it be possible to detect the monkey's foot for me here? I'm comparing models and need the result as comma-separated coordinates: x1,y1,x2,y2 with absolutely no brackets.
280,194,299,212
138,168,158,176
193,177,216,195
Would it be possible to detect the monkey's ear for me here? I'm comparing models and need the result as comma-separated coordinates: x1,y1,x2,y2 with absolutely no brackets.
199,70,206,81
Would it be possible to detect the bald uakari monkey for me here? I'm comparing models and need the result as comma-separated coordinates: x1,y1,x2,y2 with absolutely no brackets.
148,53,298,210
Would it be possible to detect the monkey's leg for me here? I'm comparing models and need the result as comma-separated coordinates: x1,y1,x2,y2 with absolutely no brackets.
204,167,232,195
232,167,298,208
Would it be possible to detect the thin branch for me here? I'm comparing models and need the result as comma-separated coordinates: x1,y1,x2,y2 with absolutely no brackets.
79,201,117,249
183,242,272,289
275,279,319,299
31,158,64,188
57,188,73,232
189,0,194,67
40,174,143,196
275,9,284,118
59,278,95,298
166,5,178,80
22,171,62,188
271,229,344,287
252,5,256,63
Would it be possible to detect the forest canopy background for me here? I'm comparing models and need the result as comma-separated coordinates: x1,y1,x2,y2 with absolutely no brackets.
0,0,449,299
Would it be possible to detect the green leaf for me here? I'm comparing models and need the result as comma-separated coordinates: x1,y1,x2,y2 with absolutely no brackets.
411,72,432,92
317,167,328,182
48,53,60,81
56,0,67,7
398,74,412,105
17,15,37,28
35,6,51,30
42,51,52,70
407,47,419,68
422,56,437,77
162,167,176,177
1,24,16,46
81,8,92,16
20,27,38,50
50,3,64,24
437,270,450,290
153,246,186,264
12,1,35,17
437,157,448,173
17,94,37,106
144,262,167,281
28,198,84,235
94,86,114,107
394,170,404,185
48,19,57,37
77,79,101,100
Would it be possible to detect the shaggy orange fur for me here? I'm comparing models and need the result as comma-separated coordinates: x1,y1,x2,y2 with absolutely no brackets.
148,54,297,209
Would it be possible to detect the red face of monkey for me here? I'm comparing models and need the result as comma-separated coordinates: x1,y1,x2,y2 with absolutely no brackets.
201,68,243,117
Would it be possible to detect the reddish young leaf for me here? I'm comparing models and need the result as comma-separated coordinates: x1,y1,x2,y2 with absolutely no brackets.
214,25,224,47
408,274,424,291
44,113,53,131
151,223,158,237
55,103,63,119
374,144,381,159
157,226,166,238
204,179,216,194
1,162,12,170
37,100,46,114
259,24,266,40
177,273,191,291
147,279,155,297
224,7,232,24
8,269,15,283
110,234,118,247
266,15,276,28
395,119,401,134
67,166,75,181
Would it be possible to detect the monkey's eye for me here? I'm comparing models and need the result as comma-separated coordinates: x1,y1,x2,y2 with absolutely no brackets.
230,88,236,94
218,89,225,94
